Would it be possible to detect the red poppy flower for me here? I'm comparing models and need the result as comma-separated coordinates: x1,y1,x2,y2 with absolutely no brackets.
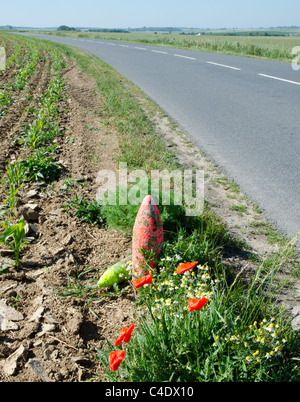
109,350,126,372
131,274,153,289
115,324,136,346
187,298,208,312
174,261,198,274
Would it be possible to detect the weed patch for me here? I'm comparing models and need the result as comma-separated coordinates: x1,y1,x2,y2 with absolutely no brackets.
20,152,63,183
97,240,299,382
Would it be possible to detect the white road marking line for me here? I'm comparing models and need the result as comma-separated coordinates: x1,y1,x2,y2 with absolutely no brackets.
174,54,196,60
206,61,241,70
119,44,129,48
152,50,168,54
107,43,116,46
258,73,300,86
134,47,147,50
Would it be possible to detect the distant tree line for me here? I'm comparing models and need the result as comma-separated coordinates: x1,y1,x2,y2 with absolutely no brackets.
56,26,129,33
88,28,129,33
57,25,77,31
180,30,299,37
132,27,182,32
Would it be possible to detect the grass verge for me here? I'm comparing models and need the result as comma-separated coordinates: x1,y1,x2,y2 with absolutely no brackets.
35,30,300,63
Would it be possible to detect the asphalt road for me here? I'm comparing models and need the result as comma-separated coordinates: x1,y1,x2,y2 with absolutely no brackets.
17,34,300,242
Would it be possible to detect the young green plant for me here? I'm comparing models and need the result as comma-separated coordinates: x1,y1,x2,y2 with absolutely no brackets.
0,216,28,270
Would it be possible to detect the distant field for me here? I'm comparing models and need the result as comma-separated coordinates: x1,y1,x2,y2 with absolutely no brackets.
35,30,300,62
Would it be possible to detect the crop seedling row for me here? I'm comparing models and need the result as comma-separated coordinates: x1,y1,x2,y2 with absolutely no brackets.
0,35,66,269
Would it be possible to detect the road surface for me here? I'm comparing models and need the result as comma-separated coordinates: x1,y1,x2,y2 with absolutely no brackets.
16,33,300,243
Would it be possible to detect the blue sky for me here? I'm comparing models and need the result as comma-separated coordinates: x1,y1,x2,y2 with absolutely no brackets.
1,0,300,29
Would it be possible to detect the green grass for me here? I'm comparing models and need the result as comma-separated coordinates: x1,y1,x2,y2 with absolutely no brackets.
37,30,300,63
64,195,104,226
107,238,299,381
97,236,299,382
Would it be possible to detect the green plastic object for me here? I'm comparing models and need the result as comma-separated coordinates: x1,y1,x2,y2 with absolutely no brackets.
97,258,132,288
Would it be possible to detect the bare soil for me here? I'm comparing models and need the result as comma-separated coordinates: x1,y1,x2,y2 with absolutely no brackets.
0,46,299,383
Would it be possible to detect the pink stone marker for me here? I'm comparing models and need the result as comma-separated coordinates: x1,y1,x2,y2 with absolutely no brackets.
132,195,164,278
